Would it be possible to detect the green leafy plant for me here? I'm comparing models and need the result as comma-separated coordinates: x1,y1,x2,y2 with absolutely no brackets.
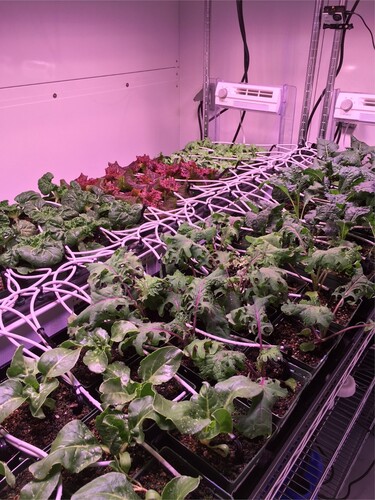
99,346,183,409
0,346,81,422
281,292,334,351
183,339,246,382
303,244,362,291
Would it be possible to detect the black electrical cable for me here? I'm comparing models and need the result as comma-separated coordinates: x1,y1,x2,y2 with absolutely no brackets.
304,0,361,143
236,0,250,83
198,101,203,141
232,0,250,144
199,0,250,139
334,121,343,143
351,12,375,50
322,459,375,500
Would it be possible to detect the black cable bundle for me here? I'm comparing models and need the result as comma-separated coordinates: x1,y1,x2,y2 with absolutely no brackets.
304,0,361,143
231,0,250,144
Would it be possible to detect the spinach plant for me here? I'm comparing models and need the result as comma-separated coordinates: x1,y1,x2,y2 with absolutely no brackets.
0,346,81,422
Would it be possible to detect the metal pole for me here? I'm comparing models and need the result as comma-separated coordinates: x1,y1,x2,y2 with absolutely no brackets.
202,0,212,139
298,0,324,146
318,0,347,139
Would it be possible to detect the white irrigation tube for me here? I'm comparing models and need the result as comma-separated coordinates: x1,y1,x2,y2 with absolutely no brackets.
2,271,21,295
174,374,197,395
28,284,90,325
99,226,123,243
55,479,63,500
41,280,91,304
4,268,52,296
0,289,82,335
135,237,163,261
0,326,50,351
208,200,248,216
64,240,123,260
0,302,44,337
235,180,275,199
0,429,48,459
186,324,277,348
232,185,278,206
7,267,52,286
0,325,41,361
65,378,103,412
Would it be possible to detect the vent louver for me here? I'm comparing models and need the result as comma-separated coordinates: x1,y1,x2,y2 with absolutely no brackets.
215,81,283,113
363,98,375,107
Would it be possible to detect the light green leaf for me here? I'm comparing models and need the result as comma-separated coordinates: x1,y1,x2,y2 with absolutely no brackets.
27,378,59,418
153,394,210,435
83,349,109,374
138,347,182,385
0,460,16,487
0,379,26,423
6,346,37,379
111,321,139,342
214,375,263,410
161,476,201,500
38,348,81,377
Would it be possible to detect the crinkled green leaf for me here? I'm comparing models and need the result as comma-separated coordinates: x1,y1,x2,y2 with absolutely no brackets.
227,297,273,338
95,408,130,455
111,320,139,342
69,298,130,329
333,273,375,305
304,245,362,276
281,300,334,332
38,172,58,196
15,220,38,238
26,378,59,418
249,267,288,305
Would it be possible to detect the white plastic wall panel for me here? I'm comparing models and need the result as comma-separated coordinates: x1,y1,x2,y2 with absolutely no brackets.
0,1,180,202
0,69,179,201
179,0,375,146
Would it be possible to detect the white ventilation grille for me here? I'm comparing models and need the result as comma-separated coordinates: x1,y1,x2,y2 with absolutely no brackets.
215,81,283,113
334,92,375,124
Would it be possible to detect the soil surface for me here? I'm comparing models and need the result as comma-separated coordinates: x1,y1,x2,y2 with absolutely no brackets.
170,431,267,481
268,317,334,368
2,382,92,449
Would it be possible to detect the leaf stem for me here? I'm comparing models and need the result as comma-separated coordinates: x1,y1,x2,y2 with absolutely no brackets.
316,323,374,344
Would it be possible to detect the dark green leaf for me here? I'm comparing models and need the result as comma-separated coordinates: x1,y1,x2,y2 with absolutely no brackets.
71,472,141,500
29,420,102,480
